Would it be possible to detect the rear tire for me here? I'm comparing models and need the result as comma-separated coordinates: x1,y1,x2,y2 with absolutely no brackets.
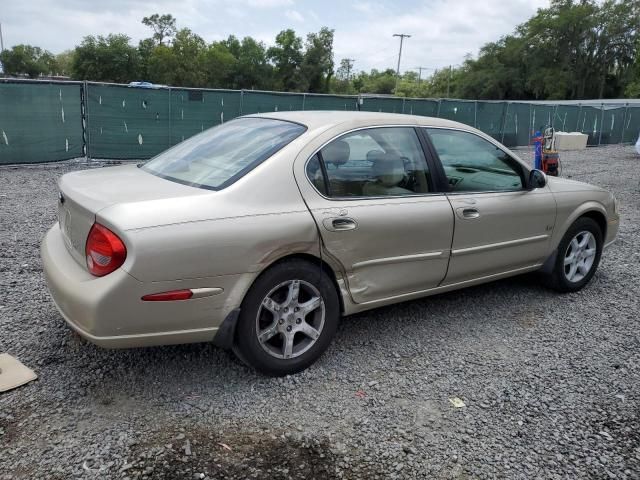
233,259,340,376
543,217,603,293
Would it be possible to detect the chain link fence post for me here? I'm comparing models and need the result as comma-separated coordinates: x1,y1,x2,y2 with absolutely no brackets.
500,102,510,145
622,103,629,143
598,103,604,146
168,87,172,147
83,81,92,163
474,100,478,128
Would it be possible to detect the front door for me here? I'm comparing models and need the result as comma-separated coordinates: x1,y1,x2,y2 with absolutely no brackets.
299,126,454,304
424,127,557,285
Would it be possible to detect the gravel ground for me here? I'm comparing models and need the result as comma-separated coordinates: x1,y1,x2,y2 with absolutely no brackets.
1,145,639,480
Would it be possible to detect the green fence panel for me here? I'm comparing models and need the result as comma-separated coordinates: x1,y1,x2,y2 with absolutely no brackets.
501,103,531,147
622,107,640,143
403,99,438,117
552,105,580,132
303,94,358,111
600,107,626,145
4,80,640,165
241,91,304,114
530,104,555,133
360,96,404,113
576,105,603,146
86,84,172,159
169,89,241,144
475,102,506,140
0,82,83,164
437,100,476,127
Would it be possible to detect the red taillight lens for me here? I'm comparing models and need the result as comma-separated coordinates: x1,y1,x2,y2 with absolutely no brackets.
85,223,127,277
141,290,193,301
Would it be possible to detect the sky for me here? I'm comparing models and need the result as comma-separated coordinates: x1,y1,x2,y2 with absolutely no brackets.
1,0,550,74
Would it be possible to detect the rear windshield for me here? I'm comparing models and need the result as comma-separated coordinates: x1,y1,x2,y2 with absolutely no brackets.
141,117,306,190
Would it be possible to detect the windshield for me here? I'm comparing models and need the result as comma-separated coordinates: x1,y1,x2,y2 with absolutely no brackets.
142,117,306,190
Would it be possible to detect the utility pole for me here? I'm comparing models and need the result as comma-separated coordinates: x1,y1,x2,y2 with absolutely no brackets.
0,22,4,53
416,66,428,84
393,33,411,93
446,65,452,98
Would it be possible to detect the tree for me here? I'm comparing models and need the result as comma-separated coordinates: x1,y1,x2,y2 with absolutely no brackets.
204,42,237,88
54,50,75,76
137,38,156,80
267,29,303,91
226,36,273,90
0,44,56,78
72,34,140,83
141,14,177,46
301,27,335,92
168,28,207,86
335,58,354,82
145,29,208,86
146,45,177,85
454,0,640,100
332,59,356,94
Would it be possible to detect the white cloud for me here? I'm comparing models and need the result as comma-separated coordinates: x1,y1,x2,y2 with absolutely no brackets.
334,0,550,72
2,0,551,73
245,0,293,7
285,9,304,22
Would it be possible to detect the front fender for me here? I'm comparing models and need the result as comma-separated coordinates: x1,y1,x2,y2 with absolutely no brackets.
548,197,609,253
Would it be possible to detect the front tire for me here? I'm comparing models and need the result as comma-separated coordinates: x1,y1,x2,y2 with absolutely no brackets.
544,217,603,292
233,259,340,376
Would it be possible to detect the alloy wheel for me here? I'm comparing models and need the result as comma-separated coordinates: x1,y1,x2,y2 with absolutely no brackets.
563,230,597,283
255,279,325,359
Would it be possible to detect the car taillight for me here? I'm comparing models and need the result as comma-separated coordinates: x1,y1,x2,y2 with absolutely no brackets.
85,223,127,277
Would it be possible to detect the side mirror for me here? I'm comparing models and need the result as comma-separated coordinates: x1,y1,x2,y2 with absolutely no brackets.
527,169,547,190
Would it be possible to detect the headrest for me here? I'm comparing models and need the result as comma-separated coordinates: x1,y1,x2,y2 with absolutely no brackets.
322,140,350,166
372,153,405,187
366,149,385,162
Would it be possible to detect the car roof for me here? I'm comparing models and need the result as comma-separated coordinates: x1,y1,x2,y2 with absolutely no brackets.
246,110,474,132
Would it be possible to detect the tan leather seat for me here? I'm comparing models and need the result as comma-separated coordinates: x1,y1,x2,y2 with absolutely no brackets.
363,153,412,196
321,140,350,197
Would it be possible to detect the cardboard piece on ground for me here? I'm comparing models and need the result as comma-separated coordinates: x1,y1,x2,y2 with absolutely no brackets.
0,354,37,392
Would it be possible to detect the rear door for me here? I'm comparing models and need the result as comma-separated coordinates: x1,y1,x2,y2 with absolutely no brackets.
423,127,557,285
297,126,454,304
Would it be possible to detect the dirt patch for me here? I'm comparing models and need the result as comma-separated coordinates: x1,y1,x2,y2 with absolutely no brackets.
125,426,341,480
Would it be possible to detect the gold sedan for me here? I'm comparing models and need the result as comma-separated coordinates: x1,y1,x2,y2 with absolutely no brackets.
41,112,620,375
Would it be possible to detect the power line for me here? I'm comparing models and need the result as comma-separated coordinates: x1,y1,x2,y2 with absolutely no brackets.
393,33,411,92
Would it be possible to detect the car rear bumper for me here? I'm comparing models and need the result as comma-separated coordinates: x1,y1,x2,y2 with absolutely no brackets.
41,224,243,348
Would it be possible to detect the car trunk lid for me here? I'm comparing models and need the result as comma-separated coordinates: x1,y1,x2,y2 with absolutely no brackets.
57,164,208,266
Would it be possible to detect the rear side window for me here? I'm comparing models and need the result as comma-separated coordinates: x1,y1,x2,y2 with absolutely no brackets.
425,128,524,192
308,127,431,198
142,117,306,190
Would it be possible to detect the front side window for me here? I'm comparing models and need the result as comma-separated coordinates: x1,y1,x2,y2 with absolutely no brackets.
308,127,431,198
426,128,524,192
142,117,306,190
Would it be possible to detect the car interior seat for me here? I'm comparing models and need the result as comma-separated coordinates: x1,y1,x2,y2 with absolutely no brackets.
320,140,351,196
362,153,412,196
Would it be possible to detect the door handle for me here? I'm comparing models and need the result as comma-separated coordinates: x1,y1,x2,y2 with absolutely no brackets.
323,217,358,231
456,207,480,219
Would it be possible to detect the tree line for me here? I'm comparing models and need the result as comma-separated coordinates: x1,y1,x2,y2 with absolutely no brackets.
1,0,639,99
